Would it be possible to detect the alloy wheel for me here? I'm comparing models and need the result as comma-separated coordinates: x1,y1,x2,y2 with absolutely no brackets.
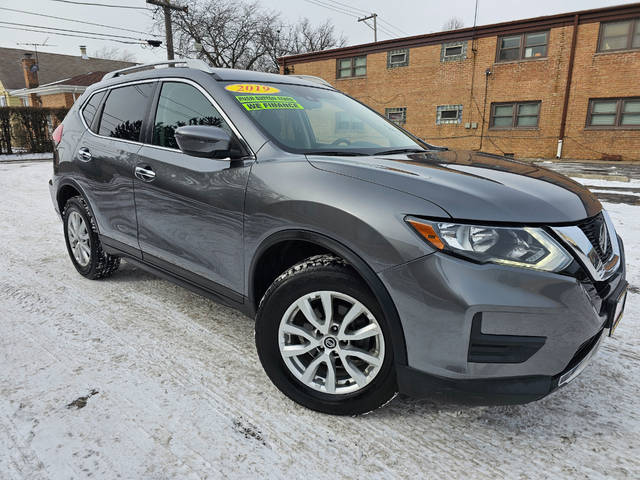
278,291,385,395
67,211,91,267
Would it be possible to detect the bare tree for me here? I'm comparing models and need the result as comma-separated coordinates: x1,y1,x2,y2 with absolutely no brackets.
294,19,346,53
92,46,137,62
442,17,464,31
163,0,346,72
260,18,346,72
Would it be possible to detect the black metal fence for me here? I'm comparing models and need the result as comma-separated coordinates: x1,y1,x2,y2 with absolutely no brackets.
0,107,68,155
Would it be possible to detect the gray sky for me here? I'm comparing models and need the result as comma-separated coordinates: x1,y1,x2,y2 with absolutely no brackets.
0,0,633,64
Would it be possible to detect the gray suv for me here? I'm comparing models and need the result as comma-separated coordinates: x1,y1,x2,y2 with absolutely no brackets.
49,60,627,415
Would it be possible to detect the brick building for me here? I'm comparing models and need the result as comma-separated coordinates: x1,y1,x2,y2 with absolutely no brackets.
279,3,640,161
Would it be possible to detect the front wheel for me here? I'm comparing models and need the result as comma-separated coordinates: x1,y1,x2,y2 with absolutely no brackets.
255,255,397,415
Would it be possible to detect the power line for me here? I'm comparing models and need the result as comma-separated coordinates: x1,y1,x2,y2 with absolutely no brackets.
322,0,368,15
0,21,147,42
316,0,408,37
0,26,147,45
0,6,159,37
48,0,150,10
324,0,408,36
378,18,409,37
302,0,358,18
301,0,403,39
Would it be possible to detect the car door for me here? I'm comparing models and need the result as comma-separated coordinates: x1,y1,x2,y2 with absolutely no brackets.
133,80,252,298
75,81,156,256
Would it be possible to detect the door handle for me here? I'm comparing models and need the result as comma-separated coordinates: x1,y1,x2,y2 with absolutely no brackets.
135,165,156,182
78,147,92,161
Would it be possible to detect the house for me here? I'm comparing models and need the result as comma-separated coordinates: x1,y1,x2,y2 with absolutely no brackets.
0,46,135,108
278,3,640,161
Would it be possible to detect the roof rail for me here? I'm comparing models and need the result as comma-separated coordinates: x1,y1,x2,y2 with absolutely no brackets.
102,59,217,80
288,75,334,88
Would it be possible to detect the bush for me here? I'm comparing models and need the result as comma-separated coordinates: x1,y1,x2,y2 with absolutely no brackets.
0,107,69,154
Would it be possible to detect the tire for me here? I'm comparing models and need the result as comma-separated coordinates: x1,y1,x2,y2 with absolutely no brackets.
255,255,397,415
62,195,120,280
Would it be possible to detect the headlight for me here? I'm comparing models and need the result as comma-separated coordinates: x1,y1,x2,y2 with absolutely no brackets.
407,218,573,272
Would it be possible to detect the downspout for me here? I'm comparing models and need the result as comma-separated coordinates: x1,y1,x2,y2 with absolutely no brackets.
558,14,580,158
479,68,491,151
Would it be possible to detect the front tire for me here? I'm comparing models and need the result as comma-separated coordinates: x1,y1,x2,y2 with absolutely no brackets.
255,255,397,415
62,195,120,279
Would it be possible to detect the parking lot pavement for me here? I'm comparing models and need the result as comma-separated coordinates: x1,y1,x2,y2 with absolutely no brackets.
1,161,639,479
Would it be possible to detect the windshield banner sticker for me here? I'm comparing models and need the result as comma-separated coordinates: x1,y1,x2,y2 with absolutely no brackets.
225,84,281,94
234,95,304,111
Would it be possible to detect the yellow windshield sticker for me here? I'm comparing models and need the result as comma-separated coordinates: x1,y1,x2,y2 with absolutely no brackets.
225,83,280,94
235,95,304,111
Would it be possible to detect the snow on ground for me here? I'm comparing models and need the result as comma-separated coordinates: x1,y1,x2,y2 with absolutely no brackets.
1,162,639,479
0,153,53,163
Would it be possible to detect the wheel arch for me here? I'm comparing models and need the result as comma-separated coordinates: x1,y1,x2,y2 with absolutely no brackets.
56,179,99,231
249,229,408,366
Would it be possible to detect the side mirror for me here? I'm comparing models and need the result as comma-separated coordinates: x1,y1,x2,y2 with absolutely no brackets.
174,125,232,158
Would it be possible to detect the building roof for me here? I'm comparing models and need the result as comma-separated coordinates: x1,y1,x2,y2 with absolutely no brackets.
0,47,135,90
279,2,640,65
9,71,110,98
54,71,110,87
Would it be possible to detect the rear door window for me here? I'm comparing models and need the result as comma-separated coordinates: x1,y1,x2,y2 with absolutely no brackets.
152,81,231,149
81,90,105,132
98,83,154,141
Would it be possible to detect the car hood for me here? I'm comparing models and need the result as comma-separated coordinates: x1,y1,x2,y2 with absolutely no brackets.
306,150,602,224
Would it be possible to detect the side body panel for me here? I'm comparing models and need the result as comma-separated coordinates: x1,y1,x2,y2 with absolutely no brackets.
134,146,252,293
76,132,142,251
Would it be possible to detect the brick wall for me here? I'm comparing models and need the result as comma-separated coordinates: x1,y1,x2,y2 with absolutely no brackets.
282,17,640,161
39,92,76,108
562,22,640,161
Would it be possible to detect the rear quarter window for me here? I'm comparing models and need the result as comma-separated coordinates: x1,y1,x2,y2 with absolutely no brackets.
98,83,155,141
81,91,105,132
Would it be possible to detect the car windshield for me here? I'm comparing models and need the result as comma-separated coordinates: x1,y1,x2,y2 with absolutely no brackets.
223,81,426,155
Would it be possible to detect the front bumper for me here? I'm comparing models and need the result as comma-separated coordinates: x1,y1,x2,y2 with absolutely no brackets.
381,237,626,404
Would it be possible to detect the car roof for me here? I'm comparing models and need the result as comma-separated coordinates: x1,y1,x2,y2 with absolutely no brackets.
93,62,333,92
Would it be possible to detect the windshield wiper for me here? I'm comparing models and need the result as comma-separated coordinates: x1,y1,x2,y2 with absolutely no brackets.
308,151,368,156
375,148,428,156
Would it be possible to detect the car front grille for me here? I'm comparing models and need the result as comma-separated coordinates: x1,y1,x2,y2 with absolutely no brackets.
551,211,620,282
577,213,612,262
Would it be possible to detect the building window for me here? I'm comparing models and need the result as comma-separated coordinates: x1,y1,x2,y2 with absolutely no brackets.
337,56,366,78
587,98,640,128
0,96,6,107
385,107,406,125
21,97,29,106
387,49,409,68
441,41,467,62
497,31,548,62
436,104,463,124
490,101,541,129
598,18,640,52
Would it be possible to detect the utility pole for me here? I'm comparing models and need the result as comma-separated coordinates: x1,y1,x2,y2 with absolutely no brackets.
358,13,378,43
146,0,188,60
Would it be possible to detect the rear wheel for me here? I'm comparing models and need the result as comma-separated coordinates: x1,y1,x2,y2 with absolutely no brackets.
255,255,397,415
62,196,120,279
